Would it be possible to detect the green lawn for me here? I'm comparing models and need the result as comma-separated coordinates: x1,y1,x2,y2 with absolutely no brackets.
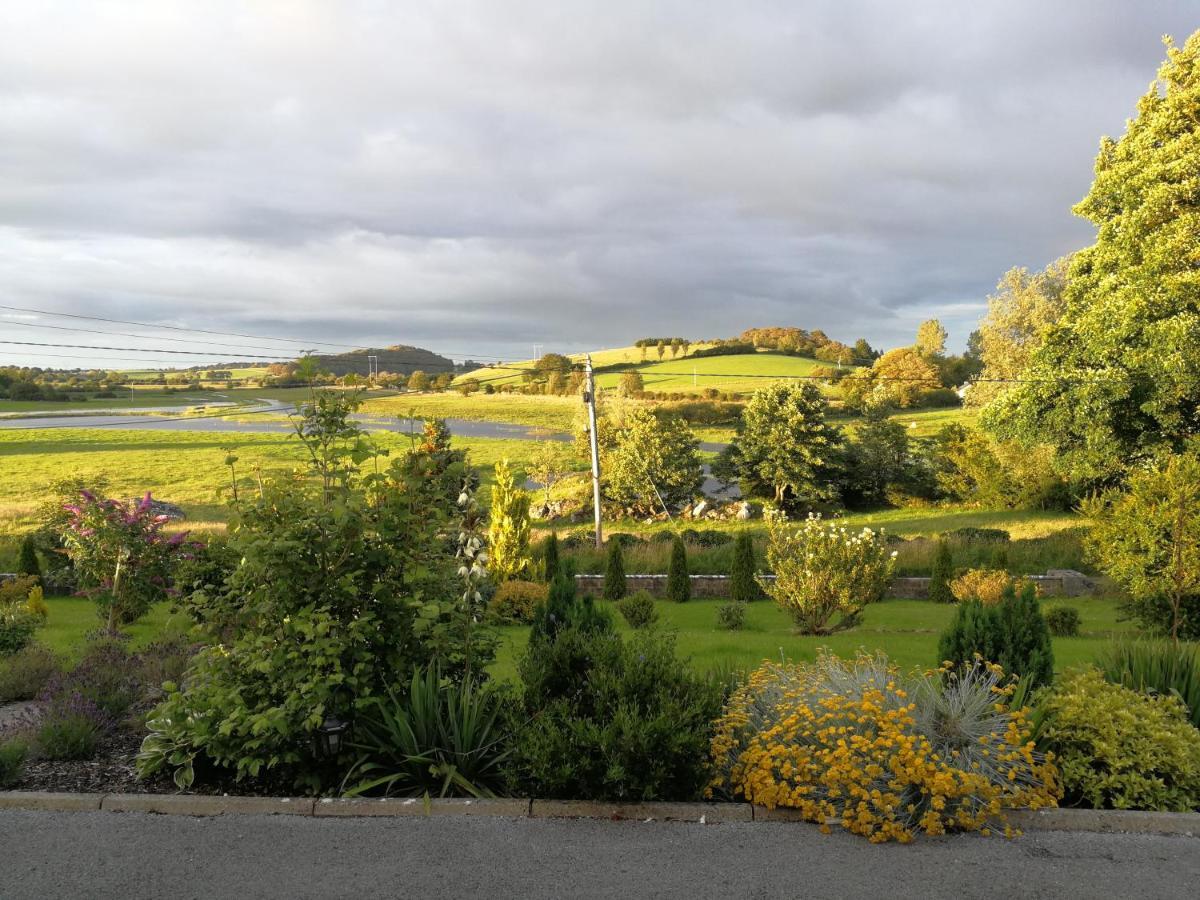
486,594,1136,681
33,593,1135,677
37,597,188,660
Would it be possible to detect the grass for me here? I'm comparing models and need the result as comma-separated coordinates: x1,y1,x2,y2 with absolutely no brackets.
0,427,545,530
490,593,1136,681
455,344,718,387
358,392,579,431
593,352,851,394
31,592,1135,678
36,597,188,661
0,390,234,415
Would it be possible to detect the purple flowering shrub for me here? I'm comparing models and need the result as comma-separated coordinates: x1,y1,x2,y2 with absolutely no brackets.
35,690,107,760
58,490,195,631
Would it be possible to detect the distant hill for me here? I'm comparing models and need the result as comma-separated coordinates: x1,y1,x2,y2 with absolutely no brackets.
314,345,457,377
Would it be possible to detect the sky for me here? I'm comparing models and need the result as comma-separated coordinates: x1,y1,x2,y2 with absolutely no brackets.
0,1,1196,369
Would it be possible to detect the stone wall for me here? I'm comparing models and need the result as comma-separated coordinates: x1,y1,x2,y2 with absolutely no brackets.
576,569,1098,600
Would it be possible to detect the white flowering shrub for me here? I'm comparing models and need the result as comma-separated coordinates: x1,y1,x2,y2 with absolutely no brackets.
760,512,896,634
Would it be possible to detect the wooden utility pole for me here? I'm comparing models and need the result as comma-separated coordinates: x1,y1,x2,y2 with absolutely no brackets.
584,353,603,548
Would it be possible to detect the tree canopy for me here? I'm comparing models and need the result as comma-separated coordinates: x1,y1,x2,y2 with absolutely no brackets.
984,33,1200,481
714,382,843,505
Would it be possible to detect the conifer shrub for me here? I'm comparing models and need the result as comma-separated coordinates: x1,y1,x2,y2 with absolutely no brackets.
729,532,761,603
17,536,40,581
1043,605,1082,638
509,626,721,801
927,540,954,604
602,539,627,601
937,584,1054,688
540,532,560,583
667,536,691,603
616,591,658,629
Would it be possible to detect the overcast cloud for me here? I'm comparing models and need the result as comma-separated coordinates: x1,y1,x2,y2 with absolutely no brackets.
0,1,1195,367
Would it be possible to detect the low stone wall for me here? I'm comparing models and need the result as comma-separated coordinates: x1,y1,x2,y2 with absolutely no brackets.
576,570,1098,600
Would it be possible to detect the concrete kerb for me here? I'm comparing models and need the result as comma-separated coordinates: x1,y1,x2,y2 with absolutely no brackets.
313,797,531,818
1,791,1198,836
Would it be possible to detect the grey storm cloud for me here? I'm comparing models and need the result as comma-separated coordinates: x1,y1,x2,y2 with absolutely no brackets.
0,0,1195,366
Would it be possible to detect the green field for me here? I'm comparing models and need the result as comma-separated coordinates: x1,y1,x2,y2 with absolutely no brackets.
456,343,719,387
0,389,235,415
594,352,854,394
358,391,579,431
0,427,543,530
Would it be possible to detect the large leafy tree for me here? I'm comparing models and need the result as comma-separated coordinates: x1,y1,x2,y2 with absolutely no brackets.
914,319,948,358
714,382,843,505
967,259,1069,408
840,347,942,411
604,407,703,513
985,34,1200,481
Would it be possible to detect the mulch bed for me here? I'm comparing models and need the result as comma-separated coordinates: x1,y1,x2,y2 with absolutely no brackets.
2,700,308,798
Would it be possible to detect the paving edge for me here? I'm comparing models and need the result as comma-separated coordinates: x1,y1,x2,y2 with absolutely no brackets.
0,792,1196,835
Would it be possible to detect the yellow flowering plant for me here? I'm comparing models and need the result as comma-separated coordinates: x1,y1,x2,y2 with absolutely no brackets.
708,652,1060,843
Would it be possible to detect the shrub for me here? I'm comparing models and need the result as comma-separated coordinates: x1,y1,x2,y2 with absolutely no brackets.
667,536,691,603
0,600,40,656
680,529,733,548
761,513,895,635
137,395,483,793
488,580,549,624
950,568,1035,606
943,527,1010,543
49,640,145,721
340,665,511,798
0,574,39,606
709,653,1059,842
509,628,722,801
602,540,627,601
1097,640,1200,729
0,738,27,788
1081,451,1200,641
937,585,1054,688
17,535,40,581
36,691,106,760
487,459,532,582
716,601,746,631
0,644,62,702
540,532,560,583
24,586,47,622
1044,605,1082,638
728,532,761,603
1040,669,1200,811
927,540,954,604
616,591,658,629
57,491,193,631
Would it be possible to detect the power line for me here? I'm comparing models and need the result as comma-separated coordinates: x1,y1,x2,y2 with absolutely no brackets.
0,302,539,366
0,303,362,350
1,319,326,356
0,339,296,360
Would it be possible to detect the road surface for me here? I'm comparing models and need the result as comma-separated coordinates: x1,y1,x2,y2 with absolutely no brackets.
0,810,1196,899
